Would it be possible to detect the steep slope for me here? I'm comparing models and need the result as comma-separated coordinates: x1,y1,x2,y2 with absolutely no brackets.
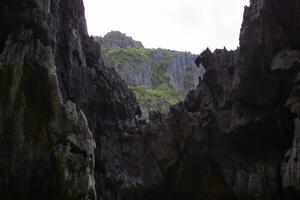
2,0,300,200
99,31,203,92
139,0,300,199
0,1,161,200
97,31,204,115
0,1,96,199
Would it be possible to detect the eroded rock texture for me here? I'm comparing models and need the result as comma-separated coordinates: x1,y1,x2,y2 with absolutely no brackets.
0,0,97,199
98,31,203,93
139,0,300,200
0,0,152,200
1,0,300,200
0,14,96,200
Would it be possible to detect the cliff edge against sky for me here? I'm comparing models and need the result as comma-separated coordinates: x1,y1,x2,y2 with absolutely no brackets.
0,0,300,200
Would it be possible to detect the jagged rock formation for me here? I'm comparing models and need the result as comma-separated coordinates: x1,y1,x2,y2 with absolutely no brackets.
233,0,300,108
0,1,96,199
0,1,158,200
1,0,300,200
138,0,300,199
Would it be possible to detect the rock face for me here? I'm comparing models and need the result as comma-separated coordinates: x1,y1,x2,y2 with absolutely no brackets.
0,1,96,199
142,48,294,200
98,31,204,117
2,0,300,200
0,1,157,200
95,31,144,49
233,0,300,108
137,0,300,200
98,31,204,93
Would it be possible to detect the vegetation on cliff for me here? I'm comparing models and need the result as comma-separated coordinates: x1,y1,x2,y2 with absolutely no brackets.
130,83,184,113
98,31,202,116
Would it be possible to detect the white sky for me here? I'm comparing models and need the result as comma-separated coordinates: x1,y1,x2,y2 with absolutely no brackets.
83,0,249,54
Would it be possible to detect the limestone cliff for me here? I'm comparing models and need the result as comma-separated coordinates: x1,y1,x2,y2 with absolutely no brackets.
0,0,154,200
94,31,144,49
99,31,203,93
97,31,204,115
0,0,96,199
1,0,300,200
139,0,300,199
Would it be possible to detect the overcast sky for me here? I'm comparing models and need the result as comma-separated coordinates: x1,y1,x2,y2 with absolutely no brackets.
83,0,249,54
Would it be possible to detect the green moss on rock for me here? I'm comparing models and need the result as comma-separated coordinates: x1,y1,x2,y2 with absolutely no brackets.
130,84,184,113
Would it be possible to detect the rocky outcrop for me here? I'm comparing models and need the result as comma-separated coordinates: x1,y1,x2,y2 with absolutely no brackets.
151,49,203,93
99,31,204,93
138,1,300,200
0,1,160,200
233,0,300,108
141,50,293,200
98,32,204,117
94,31,205,119
271,49,300,198
104,49,153,87
2,0,300,200
0,2,96,198
95,31,144,49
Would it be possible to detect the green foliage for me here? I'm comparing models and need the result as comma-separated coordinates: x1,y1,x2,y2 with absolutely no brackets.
150,55,173,86
102,46,188,114
184,64,195,91
101,31,144,48
130,84,184,112
102,47,151,66
156,83,184,104
102,47,176,87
